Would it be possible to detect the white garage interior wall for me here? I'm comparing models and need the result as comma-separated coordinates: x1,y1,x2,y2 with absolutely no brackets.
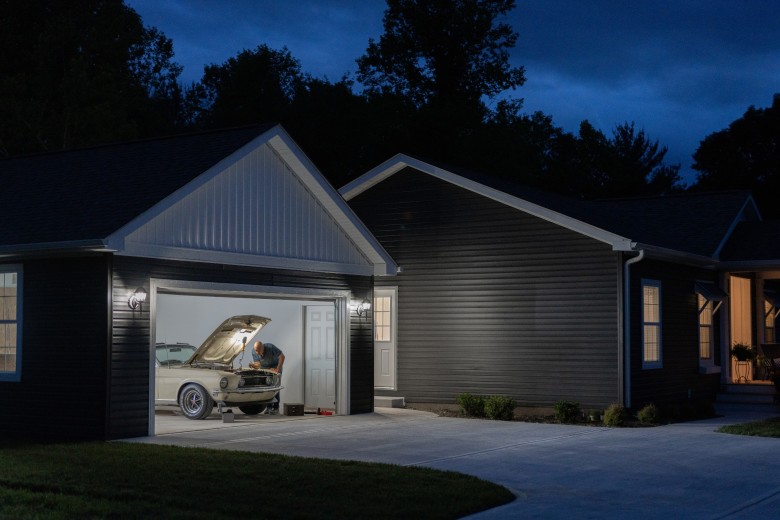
156,293,333,409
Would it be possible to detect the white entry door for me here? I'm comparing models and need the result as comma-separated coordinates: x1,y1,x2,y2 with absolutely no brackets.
305,305,336,410
374,288,397,389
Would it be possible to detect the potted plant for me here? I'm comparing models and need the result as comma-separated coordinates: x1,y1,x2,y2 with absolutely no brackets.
730,342,756,361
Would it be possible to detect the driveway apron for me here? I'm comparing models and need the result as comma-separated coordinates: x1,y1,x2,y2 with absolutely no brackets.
128,408,780,519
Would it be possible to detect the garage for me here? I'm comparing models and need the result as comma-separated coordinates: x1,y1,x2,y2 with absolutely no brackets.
0,123,396,441
153,288,341,433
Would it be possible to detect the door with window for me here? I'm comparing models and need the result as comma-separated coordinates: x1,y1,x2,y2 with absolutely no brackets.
374,288,397,389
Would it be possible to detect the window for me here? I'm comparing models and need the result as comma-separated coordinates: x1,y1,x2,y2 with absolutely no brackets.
0,266,21,382
766,299,776,344
374,295,391,342
642,280,662,369
698,294,713,360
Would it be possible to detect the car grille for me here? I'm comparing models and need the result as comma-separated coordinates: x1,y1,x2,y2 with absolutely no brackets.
239,372,277,387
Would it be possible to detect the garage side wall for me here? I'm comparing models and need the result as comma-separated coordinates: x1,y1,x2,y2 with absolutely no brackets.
110,256,372,439
348,170,622,409
0,256,110,440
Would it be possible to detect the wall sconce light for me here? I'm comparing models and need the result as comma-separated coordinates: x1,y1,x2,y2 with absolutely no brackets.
128,287,148,311
356,298,372,318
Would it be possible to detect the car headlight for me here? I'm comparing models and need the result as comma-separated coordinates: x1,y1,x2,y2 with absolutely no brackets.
219,377,228,389
238,377,245,387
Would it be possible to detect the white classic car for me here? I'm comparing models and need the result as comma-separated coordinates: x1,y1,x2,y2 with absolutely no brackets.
155,315,282,419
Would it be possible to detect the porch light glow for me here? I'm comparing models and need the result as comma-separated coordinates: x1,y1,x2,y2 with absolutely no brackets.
127,287,148,311
357,298,372,317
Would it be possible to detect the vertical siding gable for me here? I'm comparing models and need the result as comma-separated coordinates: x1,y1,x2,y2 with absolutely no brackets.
122,143,372,270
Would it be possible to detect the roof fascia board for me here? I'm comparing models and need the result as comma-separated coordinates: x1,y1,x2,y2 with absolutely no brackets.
341,154,634,250
0,239,114,257
718,260,780,271
712,194,761,259
118,243,375,276
635,242,717,267
267,127,397,276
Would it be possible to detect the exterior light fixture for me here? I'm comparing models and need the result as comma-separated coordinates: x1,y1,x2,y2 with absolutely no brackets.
128,287,148,311
356,298,372,317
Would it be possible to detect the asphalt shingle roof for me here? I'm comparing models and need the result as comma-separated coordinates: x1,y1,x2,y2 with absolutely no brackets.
0,124,273,247
399,155,753,258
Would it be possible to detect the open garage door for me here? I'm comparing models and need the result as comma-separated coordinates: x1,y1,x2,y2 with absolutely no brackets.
152,290,340,434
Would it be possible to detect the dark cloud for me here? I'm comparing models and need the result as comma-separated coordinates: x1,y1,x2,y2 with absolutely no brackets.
126,0,780,183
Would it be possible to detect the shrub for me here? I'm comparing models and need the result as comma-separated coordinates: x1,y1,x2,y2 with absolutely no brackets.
457,393,485,417
637,403,660,424
603,403,627,426
554,400,581,423
484,396,515,421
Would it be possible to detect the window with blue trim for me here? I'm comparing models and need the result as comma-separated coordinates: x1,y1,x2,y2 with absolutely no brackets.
642,279,662,369
0,266,21,382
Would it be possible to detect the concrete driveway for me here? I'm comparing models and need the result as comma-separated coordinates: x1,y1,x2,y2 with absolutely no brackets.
129,408,780,519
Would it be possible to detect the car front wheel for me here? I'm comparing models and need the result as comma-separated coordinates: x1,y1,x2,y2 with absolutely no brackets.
179,383,214,420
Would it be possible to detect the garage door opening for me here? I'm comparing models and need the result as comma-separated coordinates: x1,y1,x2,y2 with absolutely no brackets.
151,287,344,435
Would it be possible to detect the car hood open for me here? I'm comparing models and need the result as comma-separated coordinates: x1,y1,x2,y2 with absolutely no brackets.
187,315,271,366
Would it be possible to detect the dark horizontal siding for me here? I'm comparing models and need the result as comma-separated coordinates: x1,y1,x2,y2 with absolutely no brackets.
350,169,621,408
0,255,110,440
109,257,373,439
630,260,721,408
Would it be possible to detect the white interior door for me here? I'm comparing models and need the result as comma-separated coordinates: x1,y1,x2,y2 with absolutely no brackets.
305,305,336,410
374,288,397,389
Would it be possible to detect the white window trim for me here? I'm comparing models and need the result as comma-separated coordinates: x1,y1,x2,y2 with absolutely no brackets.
0,264,22,382
642,279,662,370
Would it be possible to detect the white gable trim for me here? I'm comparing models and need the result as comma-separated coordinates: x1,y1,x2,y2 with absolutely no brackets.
340,154,635,251
712,194,762,260
107,125,397,276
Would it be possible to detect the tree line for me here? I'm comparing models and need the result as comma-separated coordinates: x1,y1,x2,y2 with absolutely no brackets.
2,0,778,216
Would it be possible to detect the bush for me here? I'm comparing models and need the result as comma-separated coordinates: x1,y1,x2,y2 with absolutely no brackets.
603,403,627,426
637,403,660,424
484,396,515,421
554,400,581,423
457,393,485,417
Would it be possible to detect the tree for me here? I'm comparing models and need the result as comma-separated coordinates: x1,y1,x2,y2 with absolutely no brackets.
692,95,780,217
569,121,682,199
356,0,525,153
188,45,305,128
0,0,182,157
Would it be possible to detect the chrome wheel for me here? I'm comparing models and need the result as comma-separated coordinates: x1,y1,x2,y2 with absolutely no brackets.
179,384,213,419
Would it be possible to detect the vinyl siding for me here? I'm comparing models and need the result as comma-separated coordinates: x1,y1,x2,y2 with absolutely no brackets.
349,169,621,408
0,256,110,440
630,260,721,408
109,256,372,439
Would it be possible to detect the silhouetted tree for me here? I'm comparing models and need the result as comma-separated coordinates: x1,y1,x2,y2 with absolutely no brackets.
692,95,780,217
571,121,682,198
188,45,305,128
0,0,182,157
356,0,525,156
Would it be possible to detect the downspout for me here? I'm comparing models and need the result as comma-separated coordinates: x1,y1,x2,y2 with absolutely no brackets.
623,249,645,409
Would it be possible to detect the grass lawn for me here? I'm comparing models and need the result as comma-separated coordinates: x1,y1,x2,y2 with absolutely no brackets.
0,441,514,519
716,416,780,438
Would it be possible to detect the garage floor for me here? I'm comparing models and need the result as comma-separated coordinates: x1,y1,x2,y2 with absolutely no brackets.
154,408,326,435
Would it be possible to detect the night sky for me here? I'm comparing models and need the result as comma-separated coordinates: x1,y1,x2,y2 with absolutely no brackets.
125,0,780,185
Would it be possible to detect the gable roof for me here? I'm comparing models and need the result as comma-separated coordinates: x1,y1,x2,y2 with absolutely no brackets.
339,153,759,263
719,220,780,267
0,124,396,276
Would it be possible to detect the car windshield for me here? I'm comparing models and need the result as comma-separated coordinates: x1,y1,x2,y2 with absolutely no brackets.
156,344,197,366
